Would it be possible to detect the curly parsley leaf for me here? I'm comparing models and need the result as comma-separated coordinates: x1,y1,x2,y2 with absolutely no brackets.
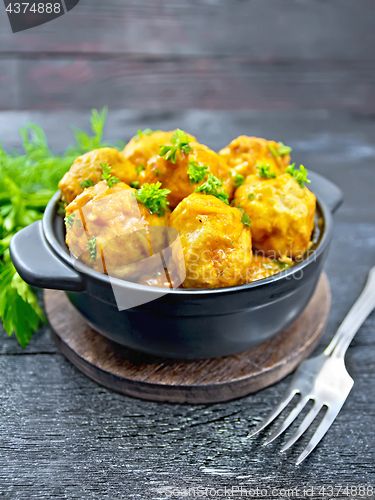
256,164,276,179
248,193,255,200
64,213,75,229
130,181,140,188
159,129,192,164
233,173,245,187
273,259,292,270
88,236,97,261
286,163,311,187
100,163,120,188
135,128,157,142
135,182,171,216
236,206,252,227
195,174,229,205
187,161,209,184
269,141,292,158
136,165,145,175
80,178,94,189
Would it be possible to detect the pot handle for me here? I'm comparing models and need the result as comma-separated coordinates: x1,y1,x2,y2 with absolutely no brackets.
10,220,84,292
308,171,343,214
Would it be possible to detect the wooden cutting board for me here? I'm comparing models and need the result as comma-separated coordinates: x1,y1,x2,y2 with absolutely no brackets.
44,273,331,404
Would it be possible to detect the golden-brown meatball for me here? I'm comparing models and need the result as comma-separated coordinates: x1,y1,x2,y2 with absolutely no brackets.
59,148,137,205
123,130,196,171
140,142,234,209
64,181,170,280
234,173,316,259
169,192,252,289
219,136,291,178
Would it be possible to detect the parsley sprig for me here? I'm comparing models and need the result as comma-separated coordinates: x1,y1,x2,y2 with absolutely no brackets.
135,128,157,142
136,165,145,175
64,213,75,229
273,259,292,270
286,163,311,187
187,161,209,184
135,182,171,216
195,174,229,205
0,108,117,347
80,178,94,189
88,236,97,261
100,163,120,188
159,129,192,163
256,164,276,179
269,141,292,157
236,207,252,227
233,173,245,187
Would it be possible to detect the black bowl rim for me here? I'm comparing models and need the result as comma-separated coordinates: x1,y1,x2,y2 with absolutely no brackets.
43,190,333,296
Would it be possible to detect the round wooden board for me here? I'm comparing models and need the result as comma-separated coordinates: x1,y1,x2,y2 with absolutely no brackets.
44,273,331,404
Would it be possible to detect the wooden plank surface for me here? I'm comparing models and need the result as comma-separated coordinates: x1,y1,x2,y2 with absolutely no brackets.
1,110,375,497
0,0,374,59
1,1,375,111
2,58,375,112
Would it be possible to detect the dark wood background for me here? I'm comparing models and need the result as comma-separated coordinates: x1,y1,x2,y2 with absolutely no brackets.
0,0,375,111
1,1,375,499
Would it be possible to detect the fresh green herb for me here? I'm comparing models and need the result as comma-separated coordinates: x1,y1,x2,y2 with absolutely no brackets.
64,213,75,229
135,128,155,142
136,165,145,175
286,163,311,187
88,236,97,261
233,173,245,187
262,263,275,271
273,259,292,270
236,206,252,227
130,181,140,189
262,263,275,270
154,170,159,176
248,193,255,200
66,107,117,156
256,164,276,179
57,201,66,215
269,141,292,157
0,264,46,347
195,174,229,205
135,182,171,216
159,129,192,163
240,212,251,227
100,163,120,188
80,178,94,189
187,161,208,184
0,108,116,347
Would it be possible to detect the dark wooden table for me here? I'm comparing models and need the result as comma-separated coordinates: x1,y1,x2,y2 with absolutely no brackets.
1,109,375,499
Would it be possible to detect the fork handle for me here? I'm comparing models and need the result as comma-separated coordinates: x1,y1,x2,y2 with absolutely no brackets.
324,266,375,358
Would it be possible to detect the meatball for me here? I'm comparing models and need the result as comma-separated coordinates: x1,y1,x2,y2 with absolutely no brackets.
140,141,234,209
64,181,171,280
219,136,291,178
59,148,137,205
234,173,316,259
123,130,196,172
169,192,252,289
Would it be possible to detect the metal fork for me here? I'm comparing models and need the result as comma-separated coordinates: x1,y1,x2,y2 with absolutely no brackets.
249,266,375,465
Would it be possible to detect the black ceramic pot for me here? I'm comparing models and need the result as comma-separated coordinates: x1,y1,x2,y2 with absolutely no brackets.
10,171,342,359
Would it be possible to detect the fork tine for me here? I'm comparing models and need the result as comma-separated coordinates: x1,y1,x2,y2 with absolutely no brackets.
263,396,310,445
280,403,321,452
296,406,341,465
247,390,298,438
